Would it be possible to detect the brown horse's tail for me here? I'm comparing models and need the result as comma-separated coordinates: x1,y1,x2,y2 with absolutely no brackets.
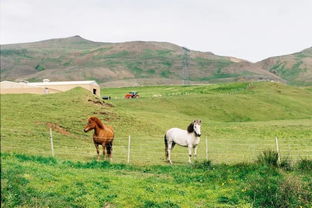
164,134,168,158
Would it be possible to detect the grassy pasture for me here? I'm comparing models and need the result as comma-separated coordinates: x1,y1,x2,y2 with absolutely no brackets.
2,153,312,208
1,82,312,164
1,82,312,207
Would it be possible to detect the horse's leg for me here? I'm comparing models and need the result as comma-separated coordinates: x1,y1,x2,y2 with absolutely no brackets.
188,145,193,163
167,141,174,164
102,143,106,160
94,143,100,160
106,141,113,162
193,145,198,160
164,135,168,160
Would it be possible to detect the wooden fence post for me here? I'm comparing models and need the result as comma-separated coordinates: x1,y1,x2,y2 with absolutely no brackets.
205,136,208,160
49,128,55,157
127,135,131,163
275,137,280,164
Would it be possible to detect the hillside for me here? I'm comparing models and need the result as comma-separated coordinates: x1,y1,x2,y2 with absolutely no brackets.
1,82,312,163
1,82,312,207
257,47,312,85
0,36,285,86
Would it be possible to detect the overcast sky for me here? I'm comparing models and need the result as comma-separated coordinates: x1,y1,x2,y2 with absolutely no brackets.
1,0,312,62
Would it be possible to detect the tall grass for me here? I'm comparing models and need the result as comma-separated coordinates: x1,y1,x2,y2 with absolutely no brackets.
2,153,311,207
297,158,312,171
246,173,312,208
256,150,279,167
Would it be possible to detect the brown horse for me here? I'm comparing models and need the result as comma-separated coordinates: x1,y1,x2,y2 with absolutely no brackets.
84,116,115,160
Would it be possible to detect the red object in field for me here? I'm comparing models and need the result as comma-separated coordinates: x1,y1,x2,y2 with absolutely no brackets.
124,91,140,99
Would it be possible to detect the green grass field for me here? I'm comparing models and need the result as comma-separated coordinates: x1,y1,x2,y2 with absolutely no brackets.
1,82,312,207
1,82,312,163
2,153,312,208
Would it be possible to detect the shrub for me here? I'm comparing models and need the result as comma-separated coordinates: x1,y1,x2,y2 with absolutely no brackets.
279,157,292,171
193,160,212,170
14,153,57,165
35,64,45,71
246,174,312,208
277,175,312,208
141,200,180,208
160,70,172,78
246,174,280,207
256,150,279,167
297,159,312,171
217,195,239,205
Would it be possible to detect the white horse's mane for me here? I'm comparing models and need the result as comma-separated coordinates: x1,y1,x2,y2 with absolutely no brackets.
187,122,194,133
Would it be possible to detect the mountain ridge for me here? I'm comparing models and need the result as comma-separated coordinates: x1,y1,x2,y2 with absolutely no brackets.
1,36,311,86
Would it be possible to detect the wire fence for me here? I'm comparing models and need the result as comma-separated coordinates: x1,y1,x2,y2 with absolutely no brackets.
47,131,312,165
4,130,310,165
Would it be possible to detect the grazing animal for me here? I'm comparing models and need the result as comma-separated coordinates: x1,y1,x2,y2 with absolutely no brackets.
84,116,114,161
164,120,202,164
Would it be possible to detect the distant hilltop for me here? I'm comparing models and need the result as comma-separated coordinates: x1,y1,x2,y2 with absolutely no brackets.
1,35,311,86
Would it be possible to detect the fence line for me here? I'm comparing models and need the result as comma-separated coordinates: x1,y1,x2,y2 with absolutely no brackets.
41,131,312,164
205,137,208,160
116,135,311,163
127,135,131,163
49,128,55,157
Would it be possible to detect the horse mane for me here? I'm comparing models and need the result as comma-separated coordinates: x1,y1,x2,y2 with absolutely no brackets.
187,122,194,133
90,117,105,129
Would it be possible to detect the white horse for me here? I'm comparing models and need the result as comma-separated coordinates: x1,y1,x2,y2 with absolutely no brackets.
164,120,202,164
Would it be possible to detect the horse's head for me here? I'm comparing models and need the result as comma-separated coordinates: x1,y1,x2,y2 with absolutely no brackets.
193,120,201,137
84,117,96,132
188,120,201,137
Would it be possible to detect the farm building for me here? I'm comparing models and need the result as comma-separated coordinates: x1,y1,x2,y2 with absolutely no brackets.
0,80,100,96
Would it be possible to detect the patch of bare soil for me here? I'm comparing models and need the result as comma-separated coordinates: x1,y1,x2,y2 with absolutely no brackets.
46,122,70,135
92,111,119,122
87,98,114,107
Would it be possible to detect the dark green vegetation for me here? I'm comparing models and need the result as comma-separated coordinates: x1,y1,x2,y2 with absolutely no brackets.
1,153,311,208
3,36,312,86
256,150,280,167
258,47,312,86
1,82,312,207
35,64,45,71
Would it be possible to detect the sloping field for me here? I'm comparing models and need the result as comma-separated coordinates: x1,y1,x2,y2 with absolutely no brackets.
257,47,312,85
1,82,312,164
2,82,312,207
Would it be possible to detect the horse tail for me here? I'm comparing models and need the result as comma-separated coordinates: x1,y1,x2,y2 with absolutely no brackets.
164,134,168,158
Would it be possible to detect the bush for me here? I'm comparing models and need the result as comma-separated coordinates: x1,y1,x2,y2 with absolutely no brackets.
277,175,312,208
15,154,57,165
35,64,45,71
297,159,312,171
257,150,279,167
246,174,280,207
246,174,312,208
193,160,213,170
279,157,292,171
142,200,180,208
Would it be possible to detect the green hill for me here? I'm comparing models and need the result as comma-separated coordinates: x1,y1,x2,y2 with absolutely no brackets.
257,47,312,85
1,82,312,163
1,36,284,86
1,82,312,207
